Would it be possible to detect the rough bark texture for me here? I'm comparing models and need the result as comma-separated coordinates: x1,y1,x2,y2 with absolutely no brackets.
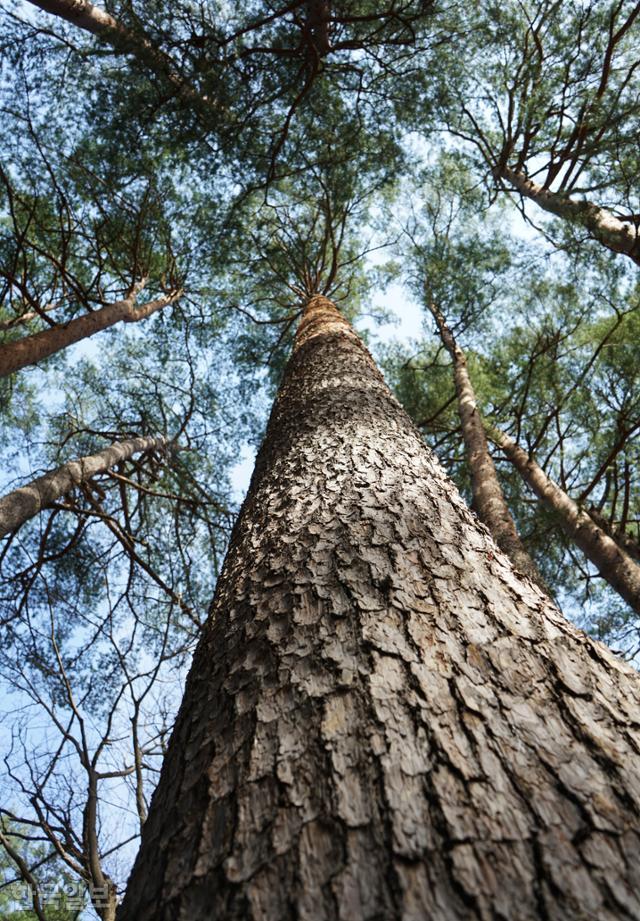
0,291,179,377
0,434,165,537
120,295,640,921
501,166,640,265
430,303,545,589
493,427,640,616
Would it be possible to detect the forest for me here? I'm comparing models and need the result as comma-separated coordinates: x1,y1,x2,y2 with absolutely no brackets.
0,1,639,919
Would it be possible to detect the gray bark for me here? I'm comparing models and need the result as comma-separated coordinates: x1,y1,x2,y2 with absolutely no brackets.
430,302,546,589
500,166,640,265
0,290,180,377
120,295,640,921
0,435,165,537
492,426,640,616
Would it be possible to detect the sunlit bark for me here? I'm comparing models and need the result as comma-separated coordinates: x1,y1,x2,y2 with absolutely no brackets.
27,0,206,109
0,434,166,537
501,166,640,265
493,426,640,615
0,289,181,377
430,302,545,588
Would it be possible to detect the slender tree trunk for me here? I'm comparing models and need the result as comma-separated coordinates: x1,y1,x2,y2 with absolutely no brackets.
0,829,50,921
0,434,165,537
500,165,640,265
429,302,546,588
492,426,640,615
27,0,215,112
27,0,130,38
587,504,640,563
0,290,180,377
84,770,119,921
120,295,640,921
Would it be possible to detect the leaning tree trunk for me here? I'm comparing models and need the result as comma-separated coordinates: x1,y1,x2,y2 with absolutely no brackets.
587,504,640,563
27,0,217,114
500,165,640,265
492,426,640,617
0,290,180,377
27,0,134,38
429,302,545,589
120,295,640,921
0,434,165,537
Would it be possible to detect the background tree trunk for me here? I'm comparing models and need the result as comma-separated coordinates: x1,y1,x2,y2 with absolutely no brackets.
0,290,180,377
0,434,165,537
27,0,132,38
429,302,546,589
500,166,640,265
587,505,640,562
27,0,215,112
492,425,640,616
119,295,640,921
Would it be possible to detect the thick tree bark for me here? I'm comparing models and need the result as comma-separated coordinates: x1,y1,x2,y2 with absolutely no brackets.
120,295,640,921
0,434,165,537
492,426,640,616
500,166,640,265
0,290,180,377
430,302,546,589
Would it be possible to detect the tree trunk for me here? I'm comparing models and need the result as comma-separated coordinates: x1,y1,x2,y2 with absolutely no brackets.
306,1,332,55
84,770,119,921
587,505,640,563
27,0,130,38
0,434,165,537
27,0,214,112
429,302,546,589
0,290,180,377
500,166,640,265
492,426,640,616
119,295,640,921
